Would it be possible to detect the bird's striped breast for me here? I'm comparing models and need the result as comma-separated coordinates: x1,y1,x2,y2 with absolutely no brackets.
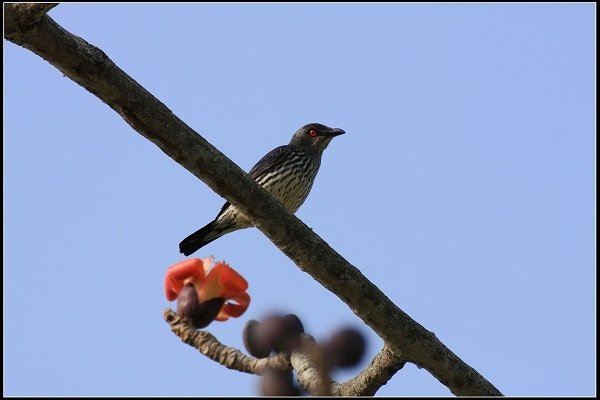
255,149,321,212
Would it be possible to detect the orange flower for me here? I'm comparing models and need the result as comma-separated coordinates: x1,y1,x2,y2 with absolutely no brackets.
165,257,250,326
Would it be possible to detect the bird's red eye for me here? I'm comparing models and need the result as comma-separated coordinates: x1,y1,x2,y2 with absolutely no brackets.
308,129,318,137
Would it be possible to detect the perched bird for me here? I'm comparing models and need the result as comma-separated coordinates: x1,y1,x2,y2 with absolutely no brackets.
179,123,345,256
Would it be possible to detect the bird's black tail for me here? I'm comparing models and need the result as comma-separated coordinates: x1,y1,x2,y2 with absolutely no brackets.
179,220,230,256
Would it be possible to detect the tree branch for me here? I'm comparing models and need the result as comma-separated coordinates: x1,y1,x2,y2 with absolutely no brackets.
5,4,502,396
290,335,334,396
164,309,291,373
335,344,406,396
165,309,403,396
3,3,57,35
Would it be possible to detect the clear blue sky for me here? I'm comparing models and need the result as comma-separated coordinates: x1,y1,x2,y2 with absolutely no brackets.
4,3,595,396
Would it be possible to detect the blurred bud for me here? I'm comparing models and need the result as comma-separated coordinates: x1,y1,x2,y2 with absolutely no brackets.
176,283,225,329
243,319,272,358
272,314,304,352
323,328,366,368
259,367,300,396
243,313,305,357
259,313,305,353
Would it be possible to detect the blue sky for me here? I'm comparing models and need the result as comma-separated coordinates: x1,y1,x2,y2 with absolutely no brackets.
4,3,595,396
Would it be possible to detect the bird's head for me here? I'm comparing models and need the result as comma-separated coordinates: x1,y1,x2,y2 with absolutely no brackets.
289,123,345,152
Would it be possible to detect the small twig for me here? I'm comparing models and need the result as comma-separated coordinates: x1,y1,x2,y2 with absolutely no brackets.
290,335,334,396
335,344,406,396
165,310,404,396
163,309,291,374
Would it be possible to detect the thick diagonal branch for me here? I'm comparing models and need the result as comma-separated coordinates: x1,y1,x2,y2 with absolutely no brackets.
5,5,502,396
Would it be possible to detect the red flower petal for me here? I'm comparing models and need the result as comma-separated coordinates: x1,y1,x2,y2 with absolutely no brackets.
216,292,251,321
167,258,206,281
164,258,206,301
214,262,248,292
165,257,251,324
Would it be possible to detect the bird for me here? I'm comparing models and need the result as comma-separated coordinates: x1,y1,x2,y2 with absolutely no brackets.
179,122,345,256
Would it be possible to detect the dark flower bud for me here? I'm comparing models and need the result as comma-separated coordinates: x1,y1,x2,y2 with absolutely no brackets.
176,283,224,329
259,313,304,353
323,328,366,368
243,313,305,357
273,314,304,352
243,319,272,358
259,367,300,396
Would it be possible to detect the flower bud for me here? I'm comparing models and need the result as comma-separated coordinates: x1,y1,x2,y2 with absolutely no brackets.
176,283,225,329
259,367,300,396
243,319,272,358
243,313,305,357
323,328,366,368
273,314,304,352
260,313,304,353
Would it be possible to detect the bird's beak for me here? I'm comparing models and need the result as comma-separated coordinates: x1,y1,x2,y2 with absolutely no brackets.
323,127,345,137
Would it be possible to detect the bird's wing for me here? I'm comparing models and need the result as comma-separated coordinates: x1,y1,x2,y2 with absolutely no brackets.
248,145,290,179
215,145,291,217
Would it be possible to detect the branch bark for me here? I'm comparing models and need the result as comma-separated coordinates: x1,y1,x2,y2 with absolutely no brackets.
335,344,406,396
289,335,334,396
165,309,402,396
5,4,502,396
164,309,291,374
